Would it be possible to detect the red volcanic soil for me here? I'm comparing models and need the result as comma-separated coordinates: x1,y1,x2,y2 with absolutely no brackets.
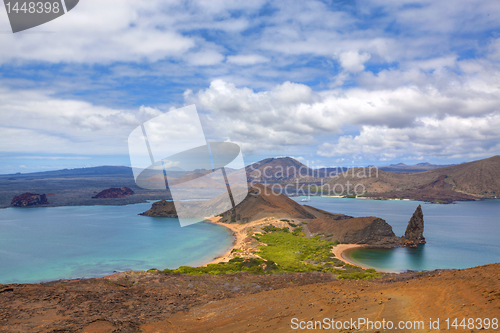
0,271,338,332
92,187,135,199
148,264,500,332
10,192,49,207
0,264,498,332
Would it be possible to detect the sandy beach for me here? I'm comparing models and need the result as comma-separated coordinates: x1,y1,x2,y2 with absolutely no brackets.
331,244,367,267
201,217,245,265
201,216,296,266
332,244,400,273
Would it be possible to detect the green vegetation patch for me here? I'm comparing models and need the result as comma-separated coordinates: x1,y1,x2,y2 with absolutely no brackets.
162,257,277,275
158,228,379,280
255,232,345,272
336,271,378,280
292,226,305,237
261,224,289,233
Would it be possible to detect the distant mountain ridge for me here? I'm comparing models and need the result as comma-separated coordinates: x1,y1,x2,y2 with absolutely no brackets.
246,157,346,183
2,155,498,203
380,162,456,174
326,155,500,201
0,166,133,179
0,158,453,180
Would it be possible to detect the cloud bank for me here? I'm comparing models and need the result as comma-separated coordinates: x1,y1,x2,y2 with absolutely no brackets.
1,0,499,169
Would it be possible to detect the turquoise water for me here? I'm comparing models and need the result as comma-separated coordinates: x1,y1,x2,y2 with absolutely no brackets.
292,197,500,272
1,198,499,283
0,203,233,284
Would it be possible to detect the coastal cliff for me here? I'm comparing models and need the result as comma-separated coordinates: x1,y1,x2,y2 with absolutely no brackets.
10,193,49,207
306,215,399,246
92,187,135,199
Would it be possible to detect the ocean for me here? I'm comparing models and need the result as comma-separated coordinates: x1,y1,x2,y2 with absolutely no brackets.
292,196,500,272
1,198,498,283
0,202,233,284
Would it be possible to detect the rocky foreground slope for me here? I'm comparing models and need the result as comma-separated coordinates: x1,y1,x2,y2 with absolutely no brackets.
1,264,498,332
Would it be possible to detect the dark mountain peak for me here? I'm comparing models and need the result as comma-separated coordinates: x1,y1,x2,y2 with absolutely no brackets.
416,162,432,166
246,157,312,182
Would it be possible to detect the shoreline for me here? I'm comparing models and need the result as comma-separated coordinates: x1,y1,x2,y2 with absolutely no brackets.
200,217,244,266
332,244,398,273
199,216,303,266
331,244,367,268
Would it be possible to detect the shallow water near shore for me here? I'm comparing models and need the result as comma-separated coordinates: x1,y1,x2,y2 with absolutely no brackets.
0,203,233,284
293,197,500,272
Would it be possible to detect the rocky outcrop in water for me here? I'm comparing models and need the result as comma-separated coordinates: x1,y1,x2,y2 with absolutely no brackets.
401,205,426,246
92,187,135,199
140,200,177,217
10,193,49,207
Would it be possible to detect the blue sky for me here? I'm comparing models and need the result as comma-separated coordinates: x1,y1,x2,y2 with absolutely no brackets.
0,0,499,174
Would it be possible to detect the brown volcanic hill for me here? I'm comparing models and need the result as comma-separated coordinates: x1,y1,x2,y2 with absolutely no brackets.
326,155,500,200
306,216,399,246
219,185,408,246
220,183,316,223
367,174,477,203
10,192,49,207
428,155,500,197
92,187,135,199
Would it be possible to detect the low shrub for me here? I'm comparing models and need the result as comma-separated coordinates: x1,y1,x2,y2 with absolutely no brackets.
161,257,277,275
